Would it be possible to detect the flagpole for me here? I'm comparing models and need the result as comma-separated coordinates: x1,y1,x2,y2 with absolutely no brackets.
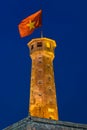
40,1,44,38
41,9,43,38
41,29,43,38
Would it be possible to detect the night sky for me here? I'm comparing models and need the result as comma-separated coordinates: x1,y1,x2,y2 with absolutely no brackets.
0,0,87,129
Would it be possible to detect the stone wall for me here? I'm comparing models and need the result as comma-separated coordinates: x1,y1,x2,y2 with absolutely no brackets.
4,116,87,130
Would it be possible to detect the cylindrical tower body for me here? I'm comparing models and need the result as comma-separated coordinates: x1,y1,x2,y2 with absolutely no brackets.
27,37,58,120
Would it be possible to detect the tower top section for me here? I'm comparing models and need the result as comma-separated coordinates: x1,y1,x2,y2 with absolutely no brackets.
27,37,56,47
27,37,57,59
27,37,58,120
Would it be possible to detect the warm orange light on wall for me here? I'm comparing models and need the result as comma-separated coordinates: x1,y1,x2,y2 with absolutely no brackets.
27,37,58,120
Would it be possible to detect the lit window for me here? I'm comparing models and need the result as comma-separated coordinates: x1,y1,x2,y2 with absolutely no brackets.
46,42,50,48
48,108,54,112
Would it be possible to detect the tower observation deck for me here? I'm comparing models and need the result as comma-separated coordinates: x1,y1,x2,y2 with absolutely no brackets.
27,37,58,120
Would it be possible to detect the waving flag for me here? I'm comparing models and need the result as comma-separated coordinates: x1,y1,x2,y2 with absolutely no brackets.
18,10,42,38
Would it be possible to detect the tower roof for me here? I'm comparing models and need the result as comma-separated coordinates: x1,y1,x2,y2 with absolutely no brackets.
27,37,56,48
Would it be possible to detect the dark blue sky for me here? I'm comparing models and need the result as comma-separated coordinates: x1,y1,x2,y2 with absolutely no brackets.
0,0,87,129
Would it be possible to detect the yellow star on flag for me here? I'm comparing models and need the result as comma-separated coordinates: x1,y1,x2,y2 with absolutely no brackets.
18,10,42,37
27,21,35,30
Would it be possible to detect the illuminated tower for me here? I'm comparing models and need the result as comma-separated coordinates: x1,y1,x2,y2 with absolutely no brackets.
27,37,58,120
4,37,87,129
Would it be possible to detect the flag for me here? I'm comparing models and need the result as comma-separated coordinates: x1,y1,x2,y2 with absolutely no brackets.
18,10,42,38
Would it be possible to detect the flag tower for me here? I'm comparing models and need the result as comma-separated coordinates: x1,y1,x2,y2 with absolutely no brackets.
4,10,87,130
18,10,58,120
27,37,58,120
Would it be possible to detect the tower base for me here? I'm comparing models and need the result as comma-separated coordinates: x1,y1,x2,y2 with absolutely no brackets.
4,116,87,130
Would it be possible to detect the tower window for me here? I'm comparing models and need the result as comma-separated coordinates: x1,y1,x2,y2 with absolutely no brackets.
38,93,42,96
38,56,43,63
48,75,51,81
37,80,43,85
38,55,42,59
37,42,42,47
49,100,53,105
48,87,51,91
47,64,50,68
38,60,42,63
38,68,43,72
46,42,50,48
31,45,34,50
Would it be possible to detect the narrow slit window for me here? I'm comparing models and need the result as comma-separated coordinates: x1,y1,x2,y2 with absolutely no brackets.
31,45,34,50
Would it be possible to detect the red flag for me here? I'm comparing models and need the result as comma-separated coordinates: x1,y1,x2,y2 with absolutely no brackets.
18,10,42,38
